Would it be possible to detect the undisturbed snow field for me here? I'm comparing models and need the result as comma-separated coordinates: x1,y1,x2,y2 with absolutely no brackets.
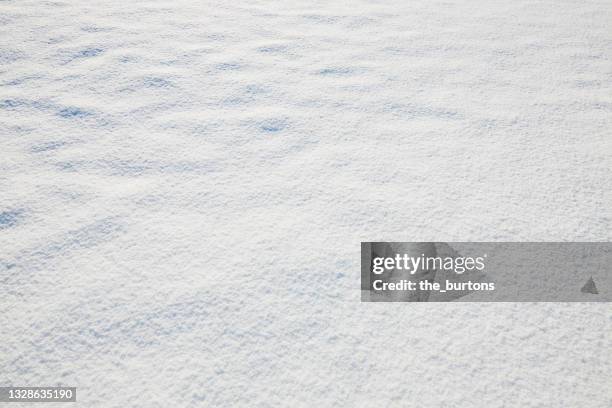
1,0,611,406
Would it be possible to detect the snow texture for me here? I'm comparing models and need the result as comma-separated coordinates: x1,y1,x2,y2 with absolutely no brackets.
1,0,611,406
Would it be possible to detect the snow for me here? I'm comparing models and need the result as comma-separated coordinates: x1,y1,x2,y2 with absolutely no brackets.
1,0,611,406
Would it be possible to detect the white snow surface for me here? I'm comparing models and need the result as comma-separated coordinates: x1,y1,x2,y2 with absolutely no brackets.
1,0,611,406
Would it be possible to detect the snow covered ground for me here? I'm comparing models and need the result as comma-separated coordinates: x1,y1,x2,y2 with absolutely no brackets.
1,0,611,406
